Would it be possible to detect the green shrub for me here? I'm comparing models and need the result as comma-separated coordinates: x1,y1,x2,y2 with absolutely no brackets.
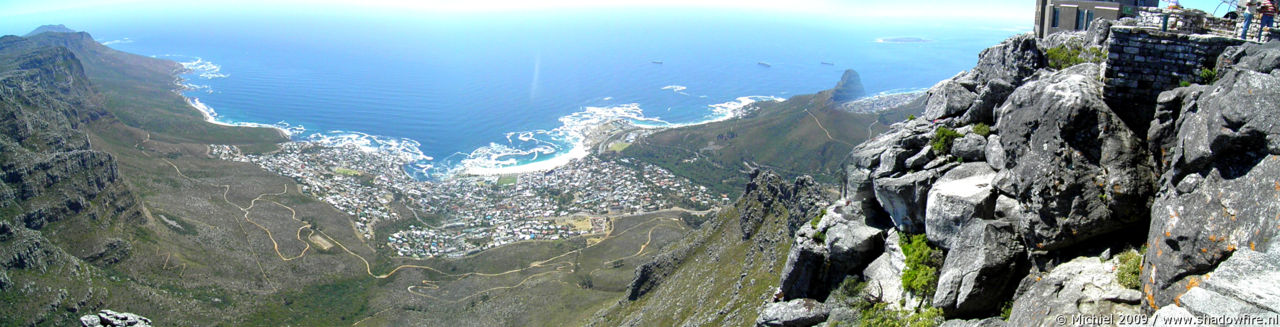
972,123,990,137
931,127,962,156
1179,80,1191,87
901,233,942,297
1116,250,1143,289
1047,43,1106,70
810,208,826,229
1000,300,1014,320
907,114,916,121
860,303,943,327
1199,68,1217,84
814,230,826,243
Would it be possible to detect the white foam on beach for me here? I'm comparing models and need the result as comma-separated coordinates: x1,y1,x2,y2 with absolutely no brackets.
306,131,433,162
175,57,228,79
185,97,303,136
455,96,782,176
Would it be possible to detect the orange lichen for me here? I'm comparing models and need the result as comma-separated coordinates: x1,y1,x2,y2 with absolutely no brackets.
1208,235,1217,242
1186,277,1201,290
1227,244,1236,251
1165,231,1172,237
1158,249,1163,257
1200,248,1208,253
1251,242,1257,251
1036,242,1044,249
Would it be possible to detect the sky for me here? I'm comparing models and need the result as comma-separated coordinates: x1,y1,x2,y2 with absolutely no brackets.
0,0,1038,21
0,0,1239,37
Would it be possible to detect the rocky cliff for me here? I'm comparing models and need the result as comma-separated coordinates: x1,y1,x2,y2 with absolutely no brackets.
0,34,147,326
618,25,1280,327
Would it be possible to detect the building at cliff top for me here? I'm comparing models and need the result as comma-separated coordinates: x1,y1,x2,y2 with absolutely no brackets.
1034,0,1159,38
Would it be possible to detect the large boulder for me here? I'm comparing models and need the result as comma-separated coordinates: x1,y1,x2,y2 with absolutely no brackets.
756,298,829,327
933,219,1025,317
874,168,944,234
777,204,884,300
848,119,935,170
993,63,1155,251
1172,250,1280,318
951,133,987,162
925,163,998,249
862,230,921,311
922,33,1045,123
1007,256,1144,327
1140,65,1280,307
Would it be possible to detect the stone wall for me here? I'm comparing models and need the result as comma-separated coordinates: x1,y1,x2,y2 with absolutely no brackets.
1102,26,1245,131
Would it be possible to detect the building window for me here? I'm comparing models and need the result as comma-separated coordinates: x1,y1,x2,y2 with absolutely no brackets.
1075,9,1085,30
1086,10,1094,29
1052,7,1060,28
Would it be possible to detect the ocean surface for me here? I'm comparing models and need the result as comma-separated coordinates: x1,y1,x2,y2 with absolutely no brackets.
73,10,1024,179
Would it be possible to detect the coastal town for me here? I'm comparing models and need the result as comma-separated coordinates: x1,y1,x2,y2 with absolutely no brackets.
210,142,724,258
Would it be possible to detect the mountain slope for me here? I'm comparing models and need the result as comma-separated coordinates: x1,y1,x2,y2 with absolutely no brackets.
623,82,923,194
589,170,825,326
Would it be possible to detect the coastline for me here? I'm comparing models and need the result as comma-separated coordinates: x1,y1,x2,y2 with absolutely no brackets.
458,96,782,176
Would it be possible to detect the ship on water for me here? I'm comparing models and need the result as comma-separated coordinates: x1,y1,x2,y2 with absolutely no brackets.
820,61,834,65
757,61,771,67
651,60,663,64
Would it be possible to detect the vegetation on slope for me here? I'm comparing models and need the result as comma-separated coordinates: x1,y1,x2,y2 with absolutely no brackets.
623,90,923,194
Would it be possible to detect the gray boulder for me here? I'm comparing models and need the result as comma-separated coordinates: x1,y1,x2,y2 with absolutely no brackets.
939,318,1008,327
1140,66,1280,306
924,163,997,249
933,220,1025,317
757,298,830,327
1218,41,1280,75
1175,250,1280,318
777,204,884,300
862,230,921,311
984,134,1006,170
1007,256,1144,327
922,33,1045,123
848,119,935,170
904,146,934,171
873,169,942,234
993,63,1154,251
951,133,987,162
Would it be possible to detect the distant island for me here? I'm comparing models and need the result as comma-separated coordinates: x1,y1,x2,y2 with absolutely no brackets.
876,36,931,43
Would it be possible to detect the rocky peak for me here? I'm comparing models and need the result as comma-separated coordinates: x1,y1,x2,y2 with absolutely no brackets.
830,69,866,103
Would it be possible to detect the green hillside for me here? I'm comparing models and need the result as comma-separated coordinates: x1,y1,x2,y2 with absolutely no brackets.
623,89,922,194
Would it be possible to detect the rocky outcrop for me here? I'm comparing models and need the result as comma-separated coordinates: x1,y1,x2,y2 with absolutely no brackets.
831,69,866,103
993,63,1155,251
1162,249,1280,320
860,230,919,311
922,34,1045,124
924,163,997,249
740,170,825,240
932,219,1024,317
950,133,987,162
0,33,146,326
777,204,883,301
1007,256,1144,326
1141,41,1280,307
756,298,829,327
80,310,152,327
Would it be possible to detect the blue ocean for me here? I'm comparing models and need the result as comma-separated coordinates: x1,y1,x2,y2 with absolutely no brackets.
31,9,1025,179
